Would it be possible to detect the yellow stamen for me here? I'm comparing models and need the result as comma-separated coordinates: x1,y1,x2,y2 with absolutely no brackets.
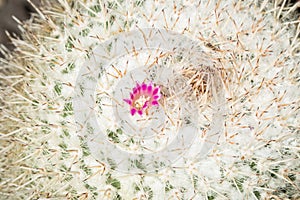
134,95,150,109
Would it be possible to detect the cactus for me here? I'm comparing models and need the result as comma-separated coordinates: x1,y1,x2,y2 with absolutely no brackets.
0,0,299,199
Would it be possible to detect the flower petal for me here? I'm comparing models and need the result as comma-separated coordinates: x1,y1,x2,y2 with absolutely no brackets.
138,110,143,115
153,95,160,100
152,100,159,106
147,84,153,94
135,82,141,91
130,92,134,100
142,101,149,109
153,87,160,95
123,99,132,105
130,108,137,116
141,83,147,91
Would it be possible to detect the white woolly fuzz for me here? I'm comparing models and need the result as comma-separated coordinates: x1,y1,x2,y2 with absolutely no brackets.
0,0,299,199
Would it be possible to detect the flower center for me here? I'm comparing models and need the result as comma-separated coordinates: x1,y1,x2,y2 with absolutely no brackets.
134,95,150,109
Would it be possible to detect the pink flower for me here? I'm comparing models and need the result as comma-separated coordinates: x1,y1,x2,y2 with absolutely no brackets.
123,82,161,116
